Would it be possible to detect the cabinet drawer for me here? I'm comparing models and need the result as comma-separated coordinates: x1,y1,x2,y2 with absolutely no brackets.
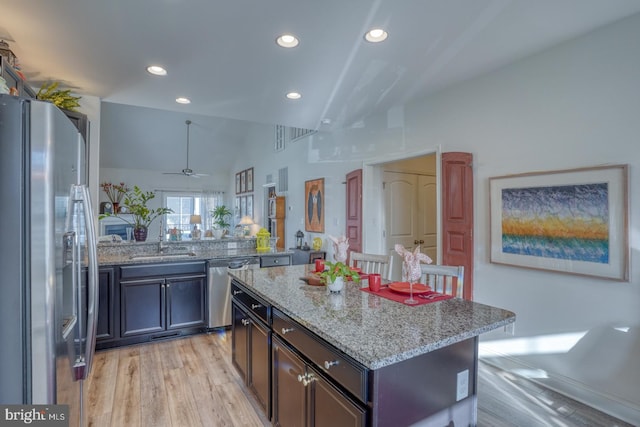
272,308,367,402
231,281,270,325
260,254,291,268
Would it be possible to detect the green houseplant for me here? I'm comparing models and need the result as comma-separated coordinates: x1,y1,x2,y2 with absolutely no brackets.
320,261,360,292
211,205,233,238
100,185,172,241
36,81,82,112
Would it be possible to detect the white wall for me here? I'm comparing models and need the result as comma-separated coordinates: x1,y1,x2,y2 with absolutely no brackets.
233,14,640,422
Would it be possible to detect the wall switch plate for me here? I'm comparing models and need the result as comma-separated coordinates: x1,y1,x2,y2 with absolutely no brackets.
456,369,469,401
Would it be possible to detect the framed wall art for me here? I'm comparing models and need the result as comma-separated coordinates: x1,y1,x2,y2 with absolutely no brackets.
246,167,254,193
246,194,253,218
489,165,628,280
240,170,246,193
235,173,241,194
305,178,324,233
240,195,247,218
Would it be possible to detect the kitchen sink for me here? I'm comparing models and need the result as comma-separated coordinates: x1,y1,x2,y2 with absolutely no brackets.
129,252,197,261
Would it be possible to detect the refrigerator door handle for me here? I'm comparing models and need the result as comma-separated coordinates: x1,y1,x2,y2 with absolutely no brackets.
71,184,98,381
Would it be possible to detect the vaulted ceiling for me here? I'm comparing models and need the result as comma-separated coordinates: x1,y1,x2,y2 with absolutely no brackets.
2,1,640,172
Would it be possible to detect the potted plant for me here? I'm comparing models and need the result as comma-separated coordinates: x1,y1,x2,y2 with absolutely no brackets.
211,205,232,239
320,261,360,293
100,185,172,242
36,81,82,112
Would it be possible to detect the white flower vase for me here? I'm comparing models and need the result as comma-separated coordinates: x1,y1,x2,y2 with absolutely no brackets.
327,276,345,293
327,291,345,310
213,229,224,239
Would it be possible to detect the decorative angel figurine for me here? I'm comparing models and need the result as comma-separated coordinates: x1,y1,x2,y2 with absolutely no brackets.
395,244,432,283
329,235,349,263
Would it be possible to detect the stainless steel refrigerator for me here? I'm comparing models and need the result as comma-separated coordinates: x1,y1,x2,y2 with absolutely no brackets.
0,94,98,426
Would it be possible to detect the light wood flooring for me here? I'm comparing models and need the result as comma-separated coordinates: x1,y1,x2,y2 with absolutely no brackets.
87,331,633,427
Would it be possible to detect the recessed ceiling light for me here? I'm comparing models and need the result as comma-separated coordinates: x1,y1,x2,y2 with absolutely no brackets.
176,97,191,104
146,65,167,76
276,34,299,48
364,28,388,43
286,92,301,100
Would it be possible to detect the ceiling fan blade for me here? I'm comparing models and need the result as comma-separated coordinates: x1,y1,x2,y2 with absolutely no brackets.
161,120,210,177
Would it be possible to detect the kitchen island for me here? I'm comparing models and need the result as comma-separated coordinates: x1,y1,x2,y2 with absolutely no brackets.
229,264,515,427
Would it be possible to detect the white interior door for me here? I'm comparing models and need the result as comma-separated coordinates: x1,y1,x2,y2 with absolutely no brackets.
418,175,437,262
384,172,417,280
384,172,437,280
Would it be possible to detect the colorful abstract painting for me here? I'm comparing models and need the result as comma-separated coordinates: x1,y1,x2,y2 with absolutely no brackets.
490,165,628,280
501,184,609,263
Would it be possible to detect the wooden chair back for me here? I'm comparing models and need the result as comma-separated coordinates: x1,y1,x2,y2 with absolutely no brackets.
349,251,393,281
420,264,465,298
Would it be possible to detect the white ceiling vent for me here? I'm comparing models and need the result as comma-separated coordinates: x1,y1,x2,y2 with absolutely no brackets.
289,126,316,142
275,125,317,152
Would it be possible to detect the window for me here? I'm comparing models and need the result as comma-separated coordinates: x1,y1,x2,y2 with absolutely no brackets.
162,191,224,239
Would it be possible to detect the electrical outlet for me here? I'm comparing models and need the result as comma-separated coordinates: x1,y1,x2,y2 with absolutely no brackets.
456,369,469,401
228,242,237,249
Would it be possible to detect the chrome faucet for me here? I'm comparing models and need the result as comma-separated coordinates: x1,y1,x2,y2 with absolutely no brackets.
158,218,168,254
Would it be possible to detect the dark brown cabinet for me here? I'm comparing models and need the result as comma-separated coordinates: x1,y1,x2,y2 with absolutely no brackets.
290,249,325,265
118,261,206,345
231,279,367,425
97,267,116,342
259,253,292,268
121,274,206,338
272,336,365,427
231,282,271,418
121,277,166,336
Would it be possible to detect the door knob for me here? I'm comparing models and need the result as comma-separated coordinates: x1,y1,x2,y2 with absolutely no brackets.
241,319,250,326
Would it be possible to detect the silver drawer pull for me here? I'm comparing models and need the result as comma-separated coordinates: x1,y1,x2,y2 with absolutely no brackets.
324,360,339,370
241,319,250,326
233,290,242,295
251,303,262,309
274,259,279,263
281,327,295,335
303,373,316,386
297,373,306,383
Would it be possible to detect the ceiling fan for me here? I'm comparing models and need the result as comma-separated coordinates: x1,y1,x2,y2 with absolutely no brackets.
163,120,209,177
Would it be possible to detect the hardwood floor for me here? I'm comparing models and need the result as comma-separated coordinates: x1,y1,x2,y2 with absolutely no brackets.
87,332,270,427
87,332,633,427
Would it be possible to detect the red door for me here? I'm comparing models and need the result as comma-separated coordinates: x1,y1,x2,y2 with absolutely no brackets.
345,169,362,255
441,152,474,300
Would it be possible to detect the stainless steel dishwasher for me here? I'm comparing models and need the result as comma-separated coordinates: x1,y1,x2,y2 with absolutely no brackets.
207,256,259,328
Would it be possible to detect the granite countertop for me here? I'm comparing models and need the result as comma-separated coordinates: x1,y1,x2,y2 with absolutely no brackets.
97,238,292,266
229,264,516,370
